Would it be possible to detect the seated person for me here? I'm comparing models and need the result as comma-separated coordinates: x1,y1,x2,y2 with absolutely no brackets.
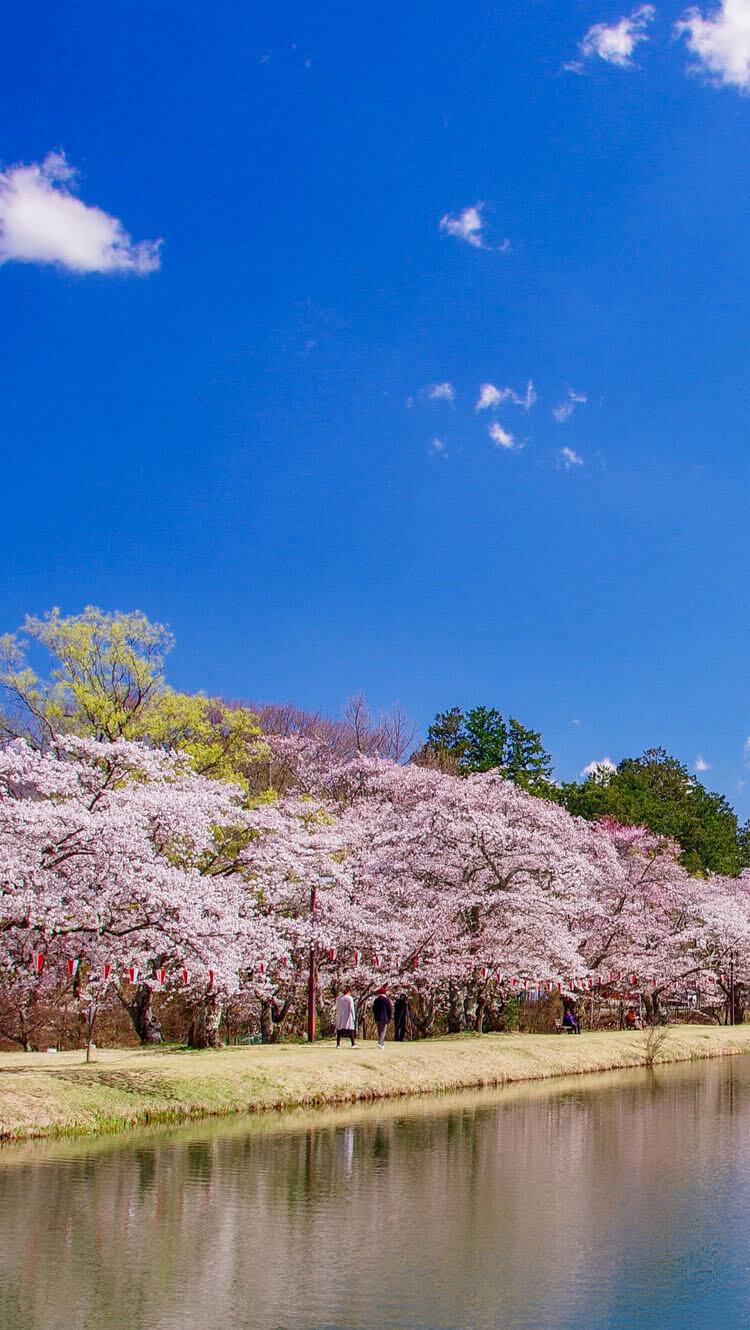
561,1002,580,1034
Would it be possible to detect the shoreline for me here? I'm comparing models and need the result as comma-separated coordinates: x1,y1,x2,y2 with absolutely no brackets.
2,1025,750,1144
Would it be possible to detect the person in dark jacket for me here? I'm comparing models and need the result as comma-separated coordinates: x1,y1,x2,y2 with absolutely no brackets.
372,987,393,1047
394,994,411,1041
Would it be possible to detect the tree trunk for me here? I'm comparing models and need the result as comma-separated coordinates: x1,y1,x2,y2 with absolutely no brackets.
642,991,662,1026
187,993,223,1049
126,983,162,1044
447,982,464,1034
260,999,274,1043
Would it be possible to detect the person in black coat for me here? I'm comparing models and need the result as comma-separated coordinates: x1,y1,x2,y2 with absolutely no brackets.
372,987,393,1047
394,994,411,1041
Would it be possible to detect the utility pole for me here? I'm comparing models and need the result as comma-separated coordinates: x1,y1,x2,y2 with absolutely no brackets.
307,883,317,1043
307,875,335,1042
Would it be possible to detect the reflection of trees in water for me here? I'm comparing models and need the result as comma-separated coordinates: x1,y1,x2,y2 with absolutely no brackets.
0,1061,747,1330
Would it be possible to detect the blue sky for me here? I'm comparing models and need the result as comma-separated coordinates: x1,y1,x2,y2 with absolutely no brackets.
2,0,750,816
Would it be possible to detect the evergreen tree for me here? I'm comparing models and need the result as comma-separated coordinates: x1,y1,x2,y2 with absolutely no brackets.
415,705,555,792
560,747,748,877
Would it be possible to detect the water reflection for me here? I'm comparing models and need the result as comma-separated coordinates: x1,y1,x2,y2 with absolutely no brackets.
2,1059,750,1329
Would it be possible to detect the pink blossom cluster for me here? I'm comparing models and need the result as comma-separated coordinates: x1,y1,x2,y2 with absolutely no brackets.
1,733,747,1030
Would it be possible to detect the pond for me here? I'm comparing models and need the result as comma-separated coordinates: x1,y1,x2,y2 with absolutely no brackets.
2,1056,750,1329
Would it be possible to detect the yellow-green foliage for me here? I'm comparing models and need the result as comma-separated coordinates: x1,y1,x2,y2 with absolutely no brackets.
0,607,266,793
135,689,265,791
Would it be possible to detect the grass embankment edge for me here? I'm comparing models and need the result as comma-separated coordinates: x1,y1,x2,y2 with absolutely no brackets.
2,1025,749,1144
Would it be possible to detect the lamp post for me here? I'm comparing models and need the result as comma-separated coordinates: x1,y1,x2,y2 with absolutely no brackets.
308,874,335,1043
730,951,736,1026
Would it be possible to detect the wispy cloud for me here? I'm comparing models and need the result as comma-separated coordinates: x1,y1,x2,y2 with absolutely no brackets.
677,0,750,90
425,381,455,402
744,736,750,761
489,421,521,450
553,389,587,423
476,380,535,411
439,203,509,252
430,437,449,456
572,4,655,68
559,446,584,468
694,755,712,771
581,757,617,779
0,151,161,275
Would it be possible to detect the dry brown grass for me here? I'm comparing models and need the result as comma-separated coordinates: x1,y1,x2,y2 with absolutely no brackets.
1,1025,749,1143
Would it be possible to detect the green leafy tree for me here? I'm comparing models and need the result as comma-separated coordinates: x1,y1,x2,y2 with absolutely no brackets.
414,704,555,793
503,716,555,793
0,606,172,744
463,707,508,773
414,706,469,774
560,747,748,877
0,607,265,791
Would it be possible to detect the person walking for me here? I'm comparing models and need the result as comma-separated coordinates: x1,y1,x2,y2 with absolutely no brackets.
372,987,393,1048
335,987,357,1047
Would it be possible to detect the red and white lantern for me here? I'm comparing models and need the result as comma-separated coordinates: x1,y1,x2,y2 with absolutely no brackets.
103,964,112,981
128,966,139,984
208,969,215,986
32,952,44,974
181,968,191,985
66,958,79,978
353,951,361,965
154,968,166,985
374,954,381,968
328,947,337,962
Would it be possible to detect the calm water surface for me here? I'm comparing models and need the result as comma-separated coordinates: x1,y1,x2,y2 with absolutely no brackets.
2,1057,750,1329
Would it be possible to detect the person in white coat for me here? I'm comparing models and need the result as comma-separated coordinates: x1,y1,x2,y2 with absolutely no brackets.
335,987,358,1047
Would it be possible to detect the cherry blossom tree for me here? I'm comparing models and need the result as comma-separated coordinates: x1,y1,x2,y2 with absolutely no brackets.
0,737,280,1047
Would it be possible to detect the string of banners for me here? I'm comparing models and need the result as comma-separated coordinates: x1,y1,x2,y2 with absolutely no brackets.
28,952,728,991
29,955,216,986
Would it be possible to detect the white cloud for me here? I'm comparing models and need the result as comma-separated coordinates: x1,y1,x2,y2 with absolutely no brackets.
744,736,750,761
476,383,504,411
489,421,521,450
426,381,455,402
0,151,161,275
430,437,448,456
581,757,617,780
476,380,535,411
521,380,537,410
559,446,584,467
576,4,655,66
677,0,750,90
553,389,588,423
439,203,509,252
694,755,712,771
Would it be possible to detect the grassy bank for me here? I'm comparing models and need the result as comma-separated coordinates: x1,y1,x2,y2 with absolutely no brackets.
2,1025,750,1143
